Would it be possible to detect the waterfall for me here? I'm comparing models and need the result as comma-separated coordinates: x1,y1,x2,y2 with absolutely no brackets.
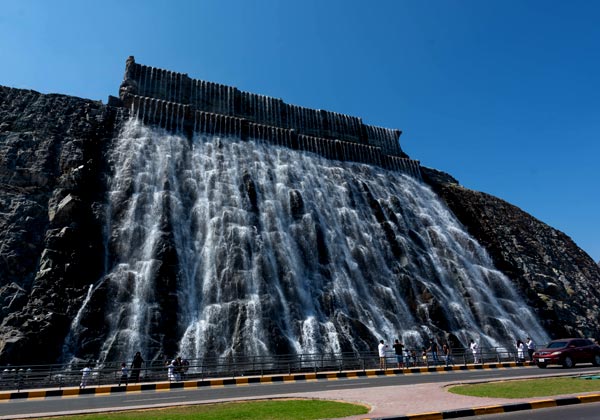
61,284,94,362
76,117,548,363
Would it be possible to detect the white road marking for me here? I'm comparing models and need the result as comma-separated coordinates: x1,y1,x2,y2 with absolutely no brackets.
325,382,370,388
131,396,183,402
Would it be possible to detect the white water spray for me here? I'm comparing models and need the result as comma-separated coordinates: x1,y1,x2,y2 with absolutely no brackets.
74,117,548,362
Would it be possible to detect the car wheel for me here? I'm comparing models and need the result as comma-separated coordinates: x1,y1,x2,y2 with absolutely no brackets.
562,356,574,368
593,354,600,367
537,363,547,369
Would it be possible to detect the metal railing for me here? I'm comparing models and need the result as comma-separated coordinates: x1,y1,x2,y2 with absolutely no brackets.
0,347,523,392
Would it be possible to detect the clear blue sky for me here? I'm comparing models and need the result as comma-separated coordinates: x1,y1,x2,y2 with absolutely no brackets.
1,0,598,261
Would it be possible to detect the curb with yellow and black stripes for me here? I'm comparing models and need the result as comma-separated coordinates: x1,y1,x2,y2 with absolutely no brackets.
0,361,531,401
366,393,600,420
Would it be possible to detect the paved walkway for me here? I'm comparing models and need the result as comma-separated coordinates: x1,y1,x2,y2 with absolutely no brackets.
299,378,600,419
173,369,598,420
291,381,533,419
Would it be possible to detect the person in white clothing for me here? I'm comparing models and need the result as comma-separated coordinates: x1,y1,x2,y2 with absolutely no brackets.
80,364,92,388
526,337,536,361
377,340,388,370
516,339,525,361
118,362,129,386
167,359,180,381
470,340,479,364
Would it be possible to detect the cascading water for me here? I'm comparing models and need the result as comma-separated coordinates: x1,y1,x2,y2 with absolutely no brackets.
69,116,548,363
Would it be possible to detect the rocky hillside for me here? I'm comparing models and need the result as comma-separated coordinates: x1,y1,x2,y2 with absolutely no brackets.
0,86,598,364
422,167,600,340
0,86,116,364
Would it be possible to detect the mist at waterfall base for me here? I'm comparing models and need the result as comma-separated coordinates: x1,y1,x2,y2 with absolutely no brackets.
63,118,548,364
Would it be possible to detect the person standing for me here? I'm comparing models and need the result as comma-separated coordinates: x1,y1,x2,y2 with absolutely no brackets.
378,340,388,370
428,338,439,365
393,339,405,369
167,359,179,381
470,340,479,364
180,358,190,380
526,337,536,362
118,362,129,386
174,356,183,381
409,349,417,367
443,344,453,367
516,339,525,362
130,351,144,383
79,364,92,389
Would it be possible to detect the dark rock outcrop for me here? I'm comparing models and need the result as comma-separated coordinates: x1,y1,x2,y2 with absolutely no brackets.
1,84,599,365
422,167,600,340
0,86,116,364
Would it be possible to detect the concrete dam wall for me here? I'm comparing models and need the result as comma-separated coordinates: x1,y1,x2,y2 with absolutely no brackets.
113,56,422,178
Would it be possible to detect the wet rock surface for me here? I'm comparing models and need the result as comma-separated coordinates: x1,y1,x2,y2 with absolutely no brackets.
422,167,600,340
0,86,116,364
0,86,598,365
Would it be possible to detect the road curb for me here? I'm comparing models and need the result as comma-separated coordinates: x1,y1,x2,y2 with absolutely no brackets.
366,393,600,420
0,362,531,401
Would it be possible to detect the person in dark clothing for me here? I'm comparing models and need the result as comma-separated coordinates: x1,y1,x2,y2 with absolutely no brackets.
180,358,190,380
427,338,439,364
392,339,405,369
442,344,453,366
130,351,144,383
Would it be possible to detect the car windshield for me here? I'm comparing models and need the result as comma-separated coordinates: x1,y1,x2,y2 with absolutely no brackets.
546,341,569,349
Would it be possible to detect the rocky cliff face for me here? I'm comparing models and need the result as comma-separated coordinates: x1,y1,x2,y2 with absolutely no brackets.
0,87,116,364
0,86,598,365
422,167,600,340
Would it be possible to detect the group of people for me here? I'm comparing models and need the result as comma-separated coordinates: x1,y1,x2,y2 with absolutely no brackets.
115,351,145,386
124,352,191,383
81,351,192,388
378,338,454,370
516,337,536,362
81,336,538,388
377,335,536,368
470,337,536,364
166,356,190,382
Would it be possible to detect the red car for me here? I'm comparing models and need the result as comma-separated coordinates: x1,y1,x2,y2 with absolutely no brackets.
533,338,600,368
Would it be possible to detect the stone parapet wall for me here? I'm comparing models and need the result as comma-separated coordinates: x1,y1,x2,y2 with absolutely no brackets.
119,57,403,154
118,56,421,179
122,93,421,179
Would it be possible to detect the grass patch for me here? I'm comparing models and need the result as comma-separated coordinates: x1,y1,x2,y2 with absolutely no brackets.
449,377,600,398
39,399,369,420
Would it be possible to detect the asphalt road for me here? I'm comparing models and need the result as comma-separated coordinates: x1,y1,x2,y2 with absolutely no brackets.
2,365,599,419
471,402,600,419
